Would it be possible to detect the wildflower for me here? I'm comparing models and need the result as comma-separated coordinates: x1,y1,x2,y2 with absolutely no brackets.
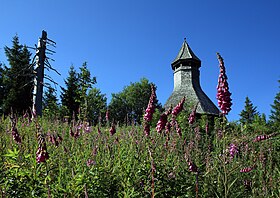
105,109,109,122
110,125,116,136
143,84,157,136
188,161,198,173
11,125,21,144
156,107,172,133
69,128,74,137
194,126,201,141
36,147,49,163
92,146,98,156
57,134,63,143
74,130,80,139
171,97,185,117
188,103,198,125
144,84,157,122
86,159,96,167
240,166,253,173
144,124,150,136
205,122,209,134
36,130,49,163
156,113,168,133
243,180,252,191
175,121,182,137
253,133,278,142
165,121,171,135
98,127,101,135
229,143,239,159
63,146,68,153
216,53,232,115
84,125,92,133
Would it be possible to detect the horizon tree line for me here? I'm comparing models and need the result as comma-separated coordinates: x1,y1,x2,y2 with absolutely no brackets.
0,35,280,129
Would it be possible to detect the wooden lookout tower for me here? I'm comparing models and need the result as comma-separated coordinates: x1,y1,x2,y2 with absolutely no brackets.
164,39,219,115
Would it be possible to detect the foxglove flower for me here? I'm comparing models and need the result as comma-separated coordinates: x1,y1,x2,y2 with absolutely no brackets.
156,107,172,133
253,133,278,142
188,161,198,173
165,121,171,135
229,143,239,159
11,125,21,144
110,125,116,136
144,124,150,136
86,159,96,167
216,53,232,115
144,84,157,122
70,128,74,137
188,103,198,125
36,131,49,163
205,122,209,134
171,97,185,117
240,166,253,173
156,113,168,133
143,84,157,136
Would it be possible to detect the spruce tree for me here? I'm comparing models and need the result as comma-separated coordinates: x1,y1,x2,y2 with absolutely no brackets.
87,87,107,125
43,86,59,118
239,96,259,124
61,65,80,118
77,62,96,119
3,35,33,115
270,80,280,129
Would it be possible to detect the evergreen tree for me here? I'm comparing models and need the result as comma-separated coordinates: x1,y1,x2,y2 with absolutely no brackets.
77,62,96,119
108,78,162,125
61,66,80,118
3,35,33,115
270,80,280,130
61,63,97,120
0,63,4,114
87,87,107,125
43,86,59,118
239,96,259,124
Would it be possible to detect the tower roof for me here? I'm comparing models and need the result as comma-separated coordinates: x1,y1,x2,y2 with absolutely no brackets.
171,38,201,68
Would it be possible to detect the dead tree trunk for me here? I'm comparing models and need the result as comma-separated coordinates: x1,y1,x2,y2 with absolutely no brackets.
32,31,47,117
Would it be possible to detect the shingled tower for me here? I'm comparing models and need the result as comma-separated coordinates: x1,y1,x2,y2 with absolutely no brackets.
164,39,219,115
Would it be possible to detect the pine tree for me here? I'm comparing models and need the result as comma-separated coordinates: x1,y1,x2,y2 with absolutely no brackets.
87,87,107,125
43,86,59,118
3,35,33,115
61,65,80,118
239,96,259,124
270,80,280,130
77,62,96,119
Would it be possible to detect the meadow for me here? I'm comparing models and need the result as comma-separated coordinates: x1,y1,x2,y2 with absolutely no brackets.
0,102,279,197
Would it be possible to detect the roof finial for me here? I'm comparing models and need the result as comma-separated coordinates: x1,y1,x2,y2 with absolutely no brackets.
184,37,187,42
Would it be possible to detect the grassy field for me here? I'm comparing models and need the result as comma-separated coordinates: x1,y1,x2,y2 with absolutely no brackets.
0,111,279,197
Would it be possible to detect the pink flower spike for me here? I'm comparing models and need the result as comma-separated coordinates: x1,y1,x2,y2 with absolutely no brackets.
172,97,185,117
188,102,198,125
144,84,157,122
216,53,232,115
110,125,116,136
240,167,253,173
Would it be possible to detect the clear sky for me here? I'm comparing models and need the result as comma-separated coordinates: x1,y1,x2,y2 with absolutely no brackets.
1,0,280,121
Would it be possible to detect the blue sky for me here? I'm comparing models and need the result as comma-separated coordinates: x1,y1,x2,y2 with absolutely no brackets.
1,0,280,121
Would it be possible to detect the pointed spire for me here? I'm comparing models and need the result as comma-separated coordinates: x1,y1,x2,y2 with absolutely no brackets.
171,38,201,69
